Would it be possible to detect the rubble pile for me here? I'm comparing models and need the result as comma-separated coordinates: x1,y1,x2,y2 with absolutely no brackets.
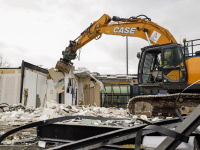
0,101,163,148
0,101,164,127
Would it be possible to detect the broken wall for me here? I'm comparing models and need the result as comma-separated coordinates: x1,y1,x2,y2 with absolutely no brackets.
77,77,100,106
83,82,100,106
22,69,47,108
77,77,90,105
48,66,76,105
46,80,57,102
0,69,21,105
64,66,75,105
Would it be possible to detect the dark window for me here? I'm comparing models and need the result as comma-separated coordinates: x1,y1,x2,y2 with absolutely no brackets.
162,47,184,82
163,47,183,67
181,47,189,57
101,84,159,108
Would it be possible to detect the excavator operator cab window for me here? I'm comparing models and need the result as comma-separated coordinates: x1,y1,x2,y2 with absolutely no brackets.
156,53,161,70
141,46,186,84
163,47,184,68
162,47,186,82
181,47,189,57
142,50,162,83
139,45,187,85
163,49,174,67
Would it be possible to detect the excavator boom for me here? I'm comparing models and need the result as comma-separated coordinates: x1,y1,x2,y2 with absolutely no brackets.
56,14,177,72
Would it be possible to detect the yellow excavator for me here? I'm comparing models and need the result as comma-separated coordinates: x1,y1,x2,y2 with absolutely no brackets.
56,14,200,117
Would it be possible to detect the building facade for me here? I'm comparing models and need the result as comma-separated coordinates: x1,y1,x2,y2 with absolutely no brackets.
97,74,160,108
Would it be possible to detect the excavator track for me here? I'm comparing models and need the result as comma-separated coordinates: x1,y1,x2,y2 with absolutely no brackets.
127,93,200,117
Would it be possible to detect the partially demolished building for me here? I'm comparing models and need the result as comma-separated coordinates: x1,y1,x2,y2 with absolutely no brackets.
0,62,162,109
0,61,48,108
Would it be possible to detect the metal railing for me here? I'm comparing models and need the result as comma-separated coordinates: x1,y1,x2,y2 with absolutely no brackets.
183,39,200,57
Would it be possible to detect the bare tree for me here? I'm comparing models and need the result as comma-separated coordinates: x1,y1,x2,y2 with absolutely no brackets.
0,54,10,68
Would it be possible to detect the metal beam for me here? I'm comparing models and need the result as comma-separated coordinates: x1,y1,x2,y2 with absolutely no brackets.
37,123,122,141
156,105,200,150
126,36,128,75
19,60,25,103
0,116,129,143
48,118,181,150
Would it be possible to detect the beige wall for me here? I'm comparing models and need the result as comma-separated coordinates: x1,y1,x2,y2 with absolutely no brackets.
77,76,100,106
83,82,100,106
94,83,100,106
46,80,57,102
77,76,90,105
0,69,21,105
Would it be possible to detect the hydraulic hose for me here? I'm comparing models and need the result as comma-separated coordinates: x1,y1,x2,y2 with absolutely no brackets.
87,24,99,38
129,14,151,21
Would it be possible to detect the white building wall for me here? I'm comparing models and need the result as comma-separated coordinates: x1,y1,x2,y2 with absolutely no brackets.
23,70,37,107
46,80,57,102
0,67,81,107
0,69,21,105
22,69,47,108
36,73,47,107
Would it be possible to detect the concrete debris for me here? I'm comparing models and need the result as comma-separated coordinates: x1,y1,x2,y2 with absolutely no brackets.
13,137,36,144
142,136,195,149
166,117,173,119
0,101,170,148
152,117,160,122
140,115,148,121
54,80,65,94
38,141,46,148
39,114,49,121
48,67,64,83
2,140,13,145
0,101,162,128
131,115,138,122
22,132,30,136
0,131,5,136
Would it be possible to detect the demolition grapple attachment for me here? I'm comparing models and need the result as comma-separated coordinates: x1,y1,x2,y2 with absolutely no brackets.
55,41,77,73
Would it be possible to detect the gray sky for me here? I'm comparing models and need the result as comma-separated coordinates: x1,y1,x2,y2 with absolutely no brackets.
0,0,200,74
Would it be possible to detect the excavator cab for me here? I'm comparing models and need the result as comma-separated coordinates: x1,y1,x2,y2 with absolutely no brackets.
138,43,188,90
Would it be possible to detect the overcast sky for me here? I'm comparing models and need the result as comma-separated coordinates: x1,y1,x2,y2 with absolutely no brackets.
0,0,200,74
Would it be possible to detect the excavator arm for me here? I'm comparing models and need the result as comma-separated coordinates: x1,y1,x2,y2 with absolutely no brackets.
56,14,177,72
